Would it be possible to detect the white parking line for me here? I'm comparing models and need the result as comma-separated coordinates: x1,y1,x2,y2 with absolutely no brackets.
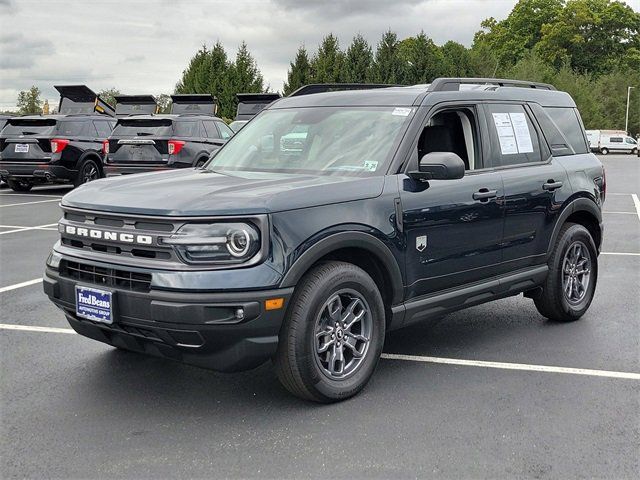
0,278,43,293
1,323,638,380
381,353,640,380
0,324,75,334
0,223,58,235
603,211,636,215
601,252,640,256
0,199,60,208
632,193,640,221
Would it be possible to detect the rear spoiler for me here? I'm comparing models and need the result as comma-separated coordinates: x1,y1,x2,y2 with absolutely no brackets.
235,93,281,121
114,95,158,116
54,85,115,116
170,94,217,115
288,83,396,97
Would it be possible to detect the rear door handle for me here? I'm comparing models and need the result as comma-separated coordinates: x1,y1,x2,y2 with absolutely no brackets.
543,180,563,191
472,188,498,201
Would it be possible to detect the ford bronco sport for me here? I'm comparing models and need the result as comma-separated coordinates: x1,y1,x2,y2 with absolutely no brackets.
0,85,115,191
44,78,605,402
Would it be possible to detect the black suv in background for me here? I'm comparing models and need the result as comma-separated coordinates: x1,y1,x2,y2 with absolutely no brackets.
229,93,281,132
104,94,232,176
0,86,115,191
44,78,604,402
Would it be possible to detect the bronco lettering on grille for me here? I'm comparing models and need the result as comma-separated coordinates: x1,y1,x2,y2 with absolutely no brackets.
64,225,152,245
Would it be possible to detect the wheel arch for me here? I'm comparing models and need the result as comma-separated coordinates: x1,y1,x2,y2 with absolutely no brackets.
547,197,603,258
76,151,104,174
280,232,404,310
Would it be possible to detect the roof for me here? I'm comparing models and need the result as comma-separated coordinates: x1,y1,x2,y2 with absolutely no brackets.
113,114,222,122
272,79,576,109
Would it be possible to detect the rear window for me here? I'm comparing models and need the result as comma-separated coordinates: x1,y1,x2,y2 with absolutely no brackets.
56,121,86,136
112,119,173,137
2,119,57,136
544,107,588,154
173,121,200,137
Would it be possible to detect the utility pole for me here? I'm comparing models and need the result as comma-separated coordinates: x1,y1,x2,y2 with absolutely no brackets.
625,86,634,134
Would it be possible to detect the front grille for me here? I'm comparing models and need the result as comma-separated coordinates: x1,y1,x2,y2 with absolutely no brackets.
60,260,152,292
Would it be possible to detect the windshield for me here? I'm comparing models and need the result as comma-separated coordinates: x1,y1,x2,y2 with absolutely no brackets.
207,106,414,176
112,119,173,137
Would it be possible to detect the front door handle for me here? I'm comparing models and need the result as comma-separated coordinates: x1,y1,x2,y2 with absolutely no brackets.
472,188,498,201
543,180,563,191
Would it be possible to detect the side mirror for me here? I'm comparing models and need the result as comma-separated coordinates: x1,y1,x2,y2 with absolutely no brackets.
409,152,465,181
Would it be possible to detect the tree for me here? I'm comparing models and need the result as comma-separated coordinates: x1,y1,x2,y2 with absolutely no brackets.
175,45,212,94
344,34,374,83
283,46,313,95
399,32,444,84
17,86,42,115
373,30,404,84
156,94,171,114
221,42,265,119
440,41,473,77
536,0,640,75
98,88,121,108
311,34,345,83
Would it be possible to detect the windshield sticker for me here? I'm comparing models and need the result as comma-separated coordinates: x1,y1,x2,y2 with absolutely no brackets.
363,160,379,171
492,112,533,155
392,107,412,117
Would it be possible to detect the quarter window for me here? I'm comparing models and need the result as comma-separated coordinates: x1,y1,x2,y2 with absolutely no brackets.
543,107,588,154
216,122,233,140
173,121,199,137
203,121,219,138
93,121,112,138
485,104,542,166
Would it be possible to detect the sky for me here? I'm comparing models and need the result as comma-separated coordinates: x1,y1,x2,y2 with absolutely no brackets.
0,0,524,110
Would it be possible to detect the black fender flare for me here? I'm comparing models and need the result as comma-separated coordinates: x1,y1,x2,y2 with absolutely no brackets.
280,231,404,305
546,197,602,257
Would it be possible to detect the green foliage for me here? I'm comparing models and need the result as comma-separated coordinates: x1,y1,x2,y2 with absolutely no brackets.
344,34,374,83
283,46,312,95
156,94,171,114
17,86,42,115
373,30,404,84
399,32,444,84
311,34,345,83
98,88,121,108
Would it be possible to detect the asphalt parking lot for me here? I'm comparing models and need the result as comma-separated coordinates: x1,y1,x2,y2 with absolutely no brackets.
1,154,638,479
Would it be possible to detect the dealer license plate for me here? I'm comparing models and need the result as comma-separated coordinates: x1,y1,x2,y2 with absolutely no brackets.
75,285,113,324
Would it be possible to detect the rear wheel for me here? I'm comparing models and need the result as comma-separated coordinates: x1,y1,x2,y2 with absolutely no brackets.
632,148,637,155
195,158,207,168
74,159,101,187
274,261,385,402
534,223,598,322
600,147,609,155
7,178,33,192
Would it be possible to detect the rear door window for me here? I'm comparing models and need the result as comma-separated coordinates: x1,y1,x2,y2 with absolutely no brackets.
543,107,588,154
203,121,219,139
485,104,543,167
216,121,233,140
93,121,112,138
174,121,200,138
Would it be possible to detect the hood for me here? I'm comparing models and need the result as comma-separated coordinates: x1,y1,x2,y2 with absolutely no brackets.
61,169,385,216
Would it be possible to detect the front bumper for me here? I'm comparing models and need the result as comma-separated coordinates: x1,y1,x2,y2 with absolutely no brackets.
43,264,293,372
0,161,73,182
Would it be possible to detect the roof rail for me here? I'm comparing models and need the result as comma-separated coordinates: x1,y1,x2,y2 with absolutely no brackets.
114,95,158,116
54,85,116,116
428,78,556,92
288,83,396,97
170,94,218,115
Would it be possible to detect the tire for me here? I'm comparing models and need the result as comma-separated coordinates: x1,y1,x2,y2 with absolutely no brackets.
600,147,609,155
631,148,637,155
534,223,598,322
7,178,32,192
195,158,207,168
74,159,101,187
274,261,385,402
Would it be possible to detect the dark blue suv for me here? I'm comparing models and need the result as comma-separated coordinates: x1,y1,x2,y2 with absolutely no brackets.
44,78,604,402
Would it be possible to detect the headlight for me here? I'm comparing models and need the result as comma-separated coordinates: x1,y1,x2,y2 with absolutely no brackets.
161,222,260,264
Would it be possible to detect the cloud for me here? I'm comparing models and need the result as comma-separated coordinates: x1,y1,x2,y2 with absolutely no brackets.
0,0,517,110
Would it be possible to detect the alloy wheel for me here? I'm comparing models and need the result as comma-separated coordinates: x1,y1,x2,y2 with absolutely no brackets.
561,240,592,304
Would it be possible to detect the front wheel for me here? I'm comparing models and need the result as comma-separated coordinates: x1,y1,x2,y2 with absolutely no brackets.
274,261,385,402
7,178,32,192
534,223,598,322
600,147,609,155
74,159,101,187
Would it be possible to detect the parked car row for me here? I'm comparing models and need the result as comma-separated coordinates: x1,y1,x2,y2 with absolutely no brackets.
0,86,281,191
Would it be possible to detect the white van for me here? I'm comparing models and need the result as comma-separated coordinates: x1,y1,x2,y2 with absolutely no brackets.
585,130,638,154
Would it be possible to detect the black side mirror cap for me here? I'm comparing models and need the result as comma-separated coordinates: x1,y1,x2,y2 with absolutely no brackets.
408,152,465,181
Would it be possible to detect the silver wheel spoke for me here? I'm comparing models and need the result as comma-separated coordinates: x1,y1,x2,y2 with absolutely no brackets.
328,344,344,375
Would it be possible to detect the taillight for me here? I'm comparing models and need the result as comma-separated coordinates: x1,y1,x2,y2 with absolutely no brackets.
51,138,69,154
102,140,109,154
168,140,185,155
